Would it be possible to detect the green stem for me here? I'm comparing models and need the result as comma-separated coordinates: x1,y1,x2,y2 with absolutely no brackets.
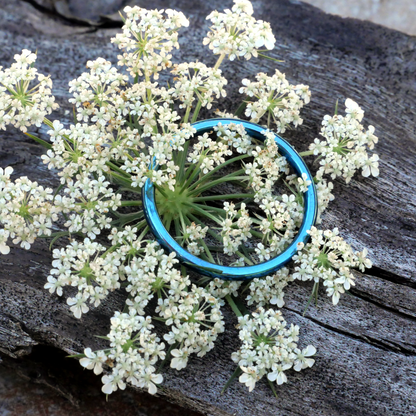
119,201,142,207
221,366,243,395
200,240,215,263
225,295,243,317
163,214,172,233
24,132,52,150
188,172,247,196
111,211,144,227
193,193,254,202
186,203,222,224
188,154,250,191
234,99,248,117
183,104,192,123
268,379,278,398
213,53,226,71
137,225,149,241
299,150,314,157
180,158,204,192
174,218,181,239
154,184,168,198
236,250,254,265
42,117,54,129
191,100,202,124
106,161,130,176
192,203,226,215
177,141,190,182
303,281,319,316
250,229,264,239
109,171,135,189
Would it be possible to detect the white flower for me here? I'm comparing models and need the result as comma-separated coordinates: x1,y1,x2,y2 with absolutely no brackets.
0,50,58,132
345,98,364,121
311,100,379,183
239,367,258,392
267,363,291,385
204,0,275,61
293,345,316,371
232,308,315,392
44,276,63,296
170,349,189,370
101,369,126,394
0,229,10,255
67,295,90,319
293,226,372,304
361,154,379,177
141,372,163,395
240,70,310,132
80,348,106,375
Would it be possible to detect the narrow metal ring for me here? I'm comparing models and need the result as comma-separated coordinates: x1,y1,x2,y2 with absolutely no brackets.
142,118,317,281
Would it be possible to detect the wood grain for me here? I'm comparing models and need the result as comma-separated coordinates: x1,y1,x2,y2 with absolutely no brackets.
0,1,415,415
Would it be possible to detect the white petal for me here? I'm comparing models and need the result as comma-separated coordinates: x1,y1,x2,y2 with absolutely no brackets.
148,382,157,395
267,372,277,382
152,374,163,384
304,358,315,368
79,357,93,368
101,383,114,394
294,362,302,372
304,345,317,356
0,244,10,255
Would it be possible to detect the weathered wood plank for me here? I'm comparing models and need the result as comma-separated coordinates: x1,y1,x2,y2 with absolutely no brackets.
1,0,416,415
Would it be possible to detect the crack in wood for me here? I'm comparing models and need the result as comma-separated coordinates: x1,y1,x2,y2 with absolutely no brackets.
284,306,416,357
2,0,416,414
349,287,416,322
365,265,416,289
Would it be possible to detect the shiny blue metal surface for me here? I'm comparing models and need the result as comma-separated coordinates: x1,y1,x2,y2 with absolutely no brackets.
142,118,317,280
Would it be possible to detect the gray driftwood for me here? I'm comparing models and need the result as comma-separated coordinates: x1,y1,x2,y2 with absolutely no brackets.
1,1,416,415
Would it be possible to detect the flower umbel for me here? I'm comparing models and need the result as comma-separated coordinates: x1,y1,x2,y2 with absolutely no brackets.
0,0,379,399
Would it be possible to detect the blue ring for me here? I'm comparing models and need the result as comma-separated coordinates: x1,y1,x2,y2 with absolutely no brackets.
142,118,317,281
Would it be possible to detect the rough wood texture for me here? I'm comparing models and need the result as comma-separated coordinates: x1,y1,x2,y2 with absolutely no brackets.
1,1,416,415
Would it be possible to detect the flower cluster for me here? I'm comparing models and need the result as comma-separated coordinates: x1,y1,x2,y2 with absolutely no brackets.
59,174,121,239
44,238,121,317
0,166,61,253
309,98,379,183
204,0,275,61
240,70,311,133
162,285,224,370
215,121,252,153
293,227,372,305
206,278,242,303
76,240,224,394
221,202,252,256
68,57,128,127
0,49,58,132
183,222,209,256
232,308,316,391
246,268,293,307
171,62,227,110
244,130,290,194
96,311,165,395
187,131,233,173
112,6,189,78
0,0,378,399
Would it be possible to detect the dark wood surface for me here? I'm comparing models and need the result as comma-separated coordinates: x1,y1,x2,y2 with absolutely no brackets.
1,1,415,415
